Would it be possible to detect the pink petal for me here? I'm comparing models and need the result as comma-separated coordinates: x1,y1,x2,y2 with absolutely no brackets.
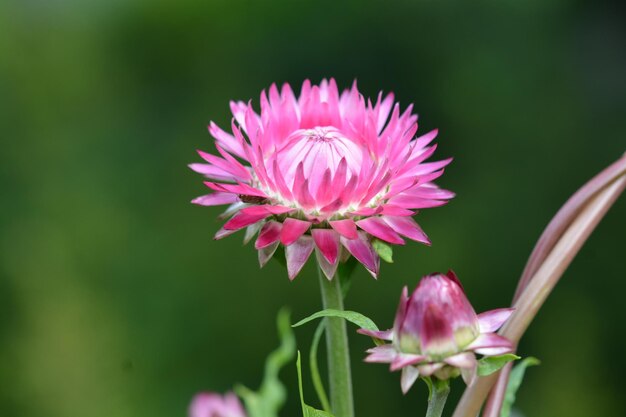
402,185,456,200
271,159,293,201
214,227,237,240
412,129,439,150
376,92,395,133
477,308,515,333
218,202,246,220
230,100,249,131
419,303,456,356
204,181,267,198
392,287,410,337
223,206,272,230
467,333,514,356
255,221,282,249
349,207,384,216
329,219,358,239
293,162,315,209
191,193,239,206
315,168,333,206
357,328,393,341
416,362,444,377
340,232,379,277
188,163,241,182
208,121,247,159
461,364,477,386
264,205,295,215
475,346,515,356
390,353,426,371
315,248,338,280
311,228,340,264
285,235,314,280
357,217,405,245
444,352,477,369
197,150,250,180
381,216,431,245
243,222,263,245
215,144,252,181
331,158,348,189
280,218,311,245
389,195,449,209
320,198,344,214
400,366,420,394
258,241,280,267
380,205,414,216
364,344,397,363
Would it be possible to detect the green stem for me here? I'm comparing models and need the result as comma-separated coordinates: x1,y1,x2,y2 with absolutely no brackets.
426,379,450,417
317,265,354,417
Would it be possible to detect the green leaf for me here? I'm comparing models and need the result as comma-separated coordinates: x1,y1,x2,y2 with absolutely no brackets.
292,309,379,332
235,308,296,417
477,354,520,377
309,320,331,413
372,239,393,263
293,309,384,345
297,351,335,417
500,357,540,417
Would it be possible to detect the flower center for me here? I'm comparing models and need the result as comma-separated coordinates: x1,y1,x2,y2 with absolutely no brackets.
273,126,363,201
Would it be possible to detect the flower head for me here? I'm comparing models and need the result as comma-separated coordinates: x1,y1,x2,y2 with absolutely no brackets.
189,392,246,417
359,271,514,393
191,79,454,279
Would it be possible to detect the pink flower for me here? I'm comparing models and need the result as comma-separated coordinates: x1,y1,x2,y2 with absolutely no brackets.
189,392,246,417
359,271,514,393
191,79,453,279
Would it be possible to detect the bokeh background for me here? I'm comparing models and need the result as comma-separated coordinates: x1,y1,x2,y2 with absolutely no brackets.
1,0,625,416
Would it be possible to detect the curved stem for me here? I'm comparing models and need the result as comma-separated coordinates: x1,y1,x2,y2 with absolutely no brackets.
318,265,354,417
453,169,626,417
426,379,450,417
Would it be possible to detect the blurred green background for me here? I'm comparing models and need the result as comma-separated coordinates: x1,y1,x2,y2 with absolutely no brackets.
1,0,625,416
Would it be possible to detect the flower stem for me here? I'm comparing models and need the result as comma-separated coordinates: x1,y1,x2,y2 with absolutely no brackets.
317,265,354,417
426,379,450,417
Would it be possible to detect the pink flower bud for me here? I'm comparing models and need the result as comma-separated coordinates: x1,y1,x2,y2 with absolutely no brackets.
359,271,515,393
189,392,246,417
400,272,480,358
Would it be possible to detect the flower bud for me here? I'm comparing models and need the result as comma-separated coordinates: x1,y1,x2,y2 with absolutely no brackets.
189,392,246,417
359,271,514,393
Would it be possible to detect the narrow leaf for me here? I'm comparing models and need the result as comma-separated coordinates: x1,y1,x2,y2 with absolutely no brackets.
296,351,335,417
477,354,520,377
500,357,540,417
292,309,379,332
310,321,331,413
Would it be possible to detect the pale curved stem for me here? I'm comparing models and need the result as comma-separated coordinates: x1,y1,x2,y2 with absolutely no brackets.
514,154,626,301
453,159,626,417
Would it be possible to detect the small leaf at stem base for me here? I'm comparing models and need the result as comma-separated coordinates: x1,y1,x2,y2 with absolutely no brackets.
372,239,394,263
477,354,520,377
500,357,540,417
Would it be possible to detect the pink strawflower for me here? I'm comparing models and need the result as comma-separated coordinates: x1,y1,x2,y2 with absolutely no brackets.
191,79,453,279
359,271,514,393
189,392,246,417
